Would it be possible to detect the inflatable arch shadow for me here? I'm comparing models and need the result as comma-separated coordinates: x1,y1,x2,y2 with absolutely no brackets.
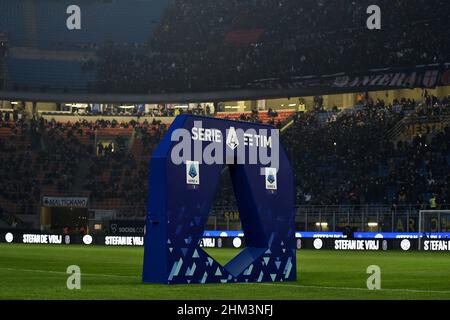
142,115,296,284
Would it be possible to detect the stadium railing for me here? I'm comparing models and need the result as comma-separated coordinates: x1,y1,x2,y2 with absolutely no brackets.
103,204,450,234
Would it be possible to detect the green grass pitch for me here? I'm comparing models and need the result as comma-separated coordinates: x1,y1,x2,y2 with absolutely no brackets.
1,243,450,300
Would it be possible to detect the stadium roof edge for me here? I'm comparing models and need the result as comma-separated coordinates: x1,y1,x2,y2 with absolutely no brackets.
2,84,446,104
0,87,335,104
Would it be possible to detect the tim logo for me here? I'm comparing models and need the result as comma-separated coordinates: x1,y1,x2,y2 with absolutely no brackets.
186,160,200,185
265,167,277,190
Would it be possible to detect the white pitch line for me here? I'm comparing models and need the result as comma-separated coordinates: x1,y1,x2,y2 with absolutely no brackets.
250,282,450,294
0,267,139,279
1,267,450,294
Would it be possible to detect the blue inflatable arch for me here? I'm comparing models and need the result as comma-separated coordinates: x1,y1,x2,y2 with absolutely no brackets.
142,115,296,284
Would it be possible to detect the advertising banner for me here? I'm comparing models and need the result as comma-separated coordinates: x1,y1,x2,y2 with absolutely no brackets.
42,196,89,208
248,63,450,92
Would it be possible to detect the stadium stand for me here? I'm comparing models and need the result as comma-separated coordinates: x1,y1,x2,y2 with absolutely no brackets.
0,1,449,233
0,106,297,223
0,1,26,47
0,113,167,222
284,98,450,207
0,0,169,91
34,0,168,50
0,95,448,228
91,0,450,93
1,0,449,93
208,96,450,213
6,58,95,91
215,109,295,128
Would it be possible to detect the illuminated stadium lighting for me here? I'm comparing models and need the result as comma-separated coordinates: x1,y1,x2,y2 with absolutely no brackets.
315,222,328,227
368,222,378,227
10,101,19,105
65,103,88,108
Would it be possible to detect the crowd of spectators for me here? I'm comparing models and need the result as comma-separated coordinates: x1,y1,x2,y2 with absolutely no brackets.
0,116,41,220
1,95,449,225
85,122,166,207
412,92,450,118
89,0,449,93
37,119,95,191
0,114,167,221
210,96,449,210
283,97,450,208
42,103,218,118
0,33,7,90
222,109,284,128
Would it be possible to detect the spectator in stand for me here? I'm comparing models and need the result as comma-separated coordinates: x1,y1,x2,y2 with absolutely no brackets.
80,0,450,94
0,97,449,221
